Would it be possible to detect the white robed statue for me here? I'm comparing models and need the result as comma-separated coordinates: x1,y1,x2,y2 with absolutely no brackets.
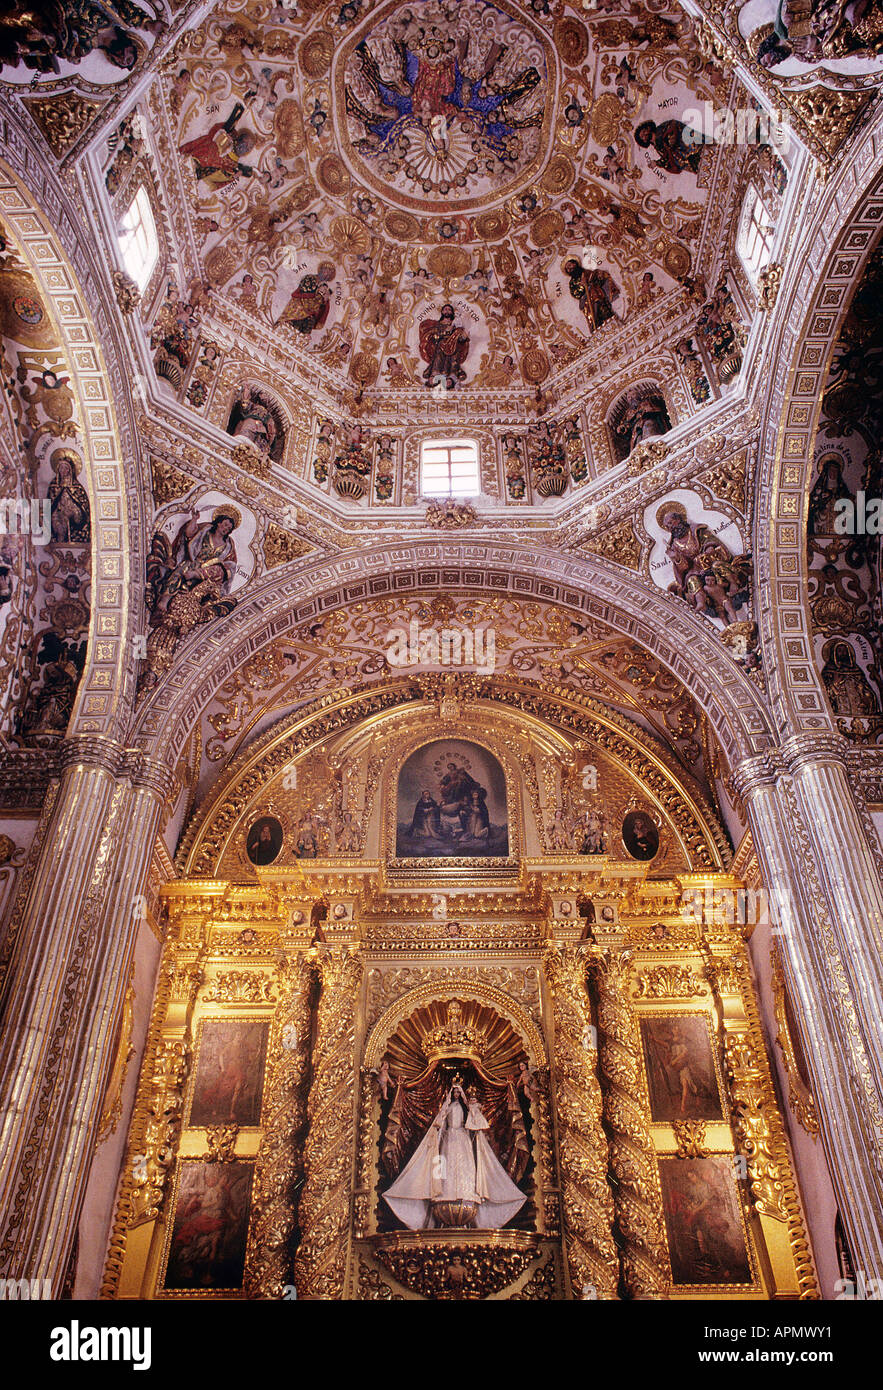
383,1082,526,1230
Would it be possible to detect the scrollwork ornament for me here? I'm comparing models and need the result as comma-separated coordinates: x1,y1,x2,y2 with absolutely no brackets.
244,951,316,1298
722,1030,788,1221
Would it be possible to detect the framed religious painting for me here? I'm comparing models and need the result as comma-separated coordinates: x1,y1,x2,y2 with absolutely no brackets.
639,1013,724,1124
160,1160,255,1294
187,1018,269,1129
390,738,516,868
658,1155,756,1288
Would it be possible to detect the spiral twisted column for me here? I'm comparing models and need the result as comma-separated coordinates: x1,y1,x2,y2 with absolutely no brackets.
591,948,669,1300
543,942,618,1299
293,947,363,1299
245,951,316,1298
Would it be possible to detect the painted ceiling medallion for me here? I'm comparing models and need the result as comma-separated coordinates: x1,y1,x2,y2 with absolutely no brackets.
334,0,557,215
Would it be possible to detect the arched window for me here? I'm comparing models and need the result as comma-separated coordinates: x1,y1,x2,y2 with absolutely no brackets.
737,187,775,286
420,438,480,498
117,185,159,293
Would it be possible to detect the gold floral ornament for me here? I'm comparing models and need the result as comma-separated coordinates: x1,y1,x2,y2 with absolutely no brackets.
330,215,372,256
590,92,627,147
474,209,510,242
554,16,589,67
384,210,421,241
299,29,335,77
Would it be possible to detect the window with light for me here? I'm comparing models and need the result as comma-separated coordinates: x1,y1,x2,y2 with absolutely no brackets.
420,438,480,498
737,188,775,286
117,185,159,294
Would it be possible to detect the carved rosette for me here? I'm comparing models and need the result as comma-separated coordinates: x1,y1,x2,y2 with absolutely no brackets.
293,948,363,1299
591,950,669,1300
543,943,618,1299
245,951,315,1298
722,1030,788,1222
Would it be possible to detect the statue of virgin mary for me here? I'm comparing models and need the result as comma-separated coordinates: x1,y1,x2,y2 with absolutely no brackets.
382,1081,526,1230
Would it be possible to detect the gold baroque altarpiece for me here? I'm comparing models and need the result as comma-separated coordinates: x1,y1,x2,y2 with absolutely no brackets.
104,694,816,1301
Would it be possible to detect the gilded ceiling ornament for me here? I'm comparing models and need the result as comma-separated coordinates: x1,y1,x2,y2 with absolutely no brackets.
553,16,589,67
757,262,784,312
329,215,373,256
383,210,422,241
317,154,351,196
299,29,335,77
530,210,565,247
112,270,141,315
424,498,477,528
473,208,511,241
539,153,575,196
578,517,643,571
23,94,103,158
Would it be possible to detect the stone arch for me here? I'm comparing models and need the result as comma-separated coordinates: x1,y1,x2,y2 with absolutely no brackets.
0,157,140,743
754,116,883,738
131,540,775,771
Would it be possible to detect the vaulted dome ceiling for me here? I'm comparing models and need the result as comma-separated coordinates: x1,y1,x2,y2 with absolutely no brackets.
142,0,755,419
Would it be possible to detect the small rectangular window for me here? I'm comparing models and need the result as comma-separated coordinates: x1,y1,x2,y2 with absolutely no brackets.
118,185,159,294
420,438,480,497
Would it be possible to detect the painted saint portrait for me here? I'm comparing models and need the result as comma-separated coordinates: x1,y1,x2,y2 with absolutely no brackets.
622,809,660,861
396,740,508,858
276,263,335,336
189,1019,269,1128
245,815,283,867
658,1156,753,1285
226,388,285,462
179,103,255,189
164,1161,253,1290
639,1015,723,1123
419,303,470,389
47,447,91,543
564,258,619,331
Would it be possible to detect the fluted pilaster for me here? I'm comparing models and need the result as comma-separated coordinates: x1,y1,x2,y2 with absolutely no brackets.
0,744,166,1282
735,749,883,1280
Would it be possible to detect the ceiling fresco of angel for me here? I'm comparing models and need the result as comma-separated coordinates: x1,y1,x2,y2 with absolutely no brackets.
147,0,761,404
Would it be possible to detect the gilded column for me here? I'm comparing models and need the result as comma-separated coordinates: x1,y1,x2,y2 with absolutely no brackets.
293,947,362,1300
0,738,172,1285
245,950,316,1298
543,942,618,1299
735,750,883,1280
590,948,668,1300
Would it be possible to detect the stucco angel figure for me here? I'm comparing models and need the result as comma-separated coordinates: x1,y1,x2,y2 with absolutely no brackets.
383,1081,526,1230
